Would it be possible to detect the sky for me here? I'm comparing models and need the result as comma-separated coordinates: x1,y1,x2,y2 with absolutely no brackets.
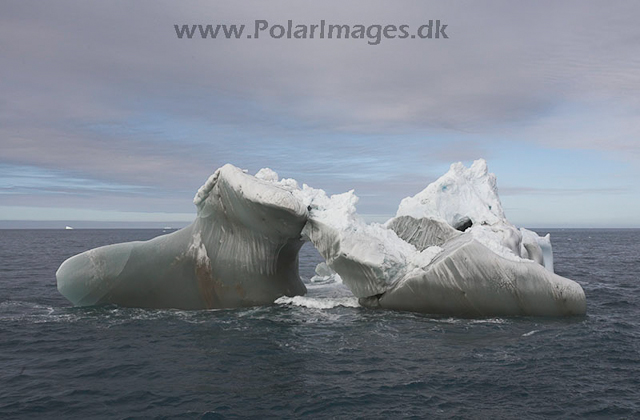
1,0,640,228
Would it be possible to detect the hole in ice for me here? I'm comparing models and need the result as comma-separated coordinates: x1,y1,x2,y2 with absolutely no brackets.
454,217,473,232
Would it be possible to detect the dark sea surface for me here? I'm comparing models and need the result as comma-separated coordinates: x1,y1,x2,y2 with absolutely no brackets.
1,228,639,419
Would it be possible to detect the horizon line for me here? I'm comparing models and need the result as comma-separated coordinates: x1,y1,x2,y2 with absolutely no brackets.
1,219,639,230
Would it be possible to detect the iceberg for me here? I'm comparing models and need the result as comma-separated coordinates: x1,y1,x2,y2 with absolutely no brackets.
56,159,586,317
56,164,307,309
520,227,554,272
300,160,585,317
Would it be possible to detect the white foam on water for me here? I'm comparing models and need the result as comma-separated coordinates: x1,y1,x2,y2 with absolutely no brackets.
275,295,360,309
469,318,508,325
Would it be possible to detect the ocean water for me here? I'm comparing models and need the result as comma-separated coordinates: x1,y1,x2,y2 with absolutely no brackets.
1,229,639,419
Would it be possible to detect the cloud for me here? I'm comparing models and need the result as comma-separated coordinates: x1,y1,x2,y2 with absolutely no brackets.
4,1,640,135
500,186,630,196
2,1,640,224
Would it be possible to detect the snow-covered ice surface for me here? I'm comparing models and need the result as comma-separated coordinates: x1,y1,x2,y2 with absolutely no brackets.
56,159,586,317
395,159,525,261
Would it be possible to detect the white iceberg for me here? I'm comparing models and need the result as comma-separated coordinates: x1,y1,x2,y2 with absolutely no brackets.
56,159,586,317
309,262,343,284
520,227,554,272
56,164,307,309
300,159,585,316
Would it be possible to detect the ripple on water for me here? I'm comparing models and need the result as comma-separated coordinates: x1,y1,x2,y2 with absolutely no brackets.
0,230,639,418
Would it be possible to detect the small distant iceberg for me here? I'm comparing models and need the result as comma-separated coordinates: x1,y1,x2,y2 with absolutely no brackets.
56,160,586,317
65,226,74,230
